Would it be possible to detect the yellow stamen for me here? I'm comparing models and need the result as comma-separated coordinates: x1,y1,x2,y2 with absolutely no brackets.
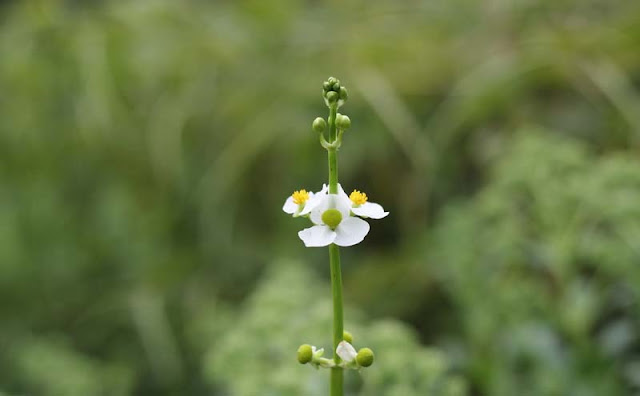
292,189,310,205
349,190,368,206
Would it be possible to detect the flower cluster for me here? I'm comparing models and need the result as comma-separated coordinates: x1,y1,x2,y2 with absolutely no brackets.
298,333,375,369
283,184,388,247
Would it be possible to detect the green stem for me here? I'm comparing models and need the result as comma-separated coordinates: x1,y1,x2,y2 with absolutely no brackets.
328,149,338,194
327,104,338,194
327,103,343,396
329,243,343,396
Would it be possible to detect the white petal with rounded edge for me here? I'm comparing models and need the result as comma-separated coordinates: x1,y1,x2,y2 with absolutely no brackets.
352,202,389,219
300,185,328,215
310,194,330,224
282,196,298,214
309,193,350,225
333,217,370,247
296,192,313,216
336,341,357,362
298,225,336,247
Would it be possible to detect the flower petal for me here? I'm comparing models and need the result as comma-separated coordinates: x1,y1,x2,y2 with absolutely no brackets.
300,185,328,216
311,346,324,357
333,217,370,247
352,202,389,219
282,196,298,215
309,193,350,225
298,225,336,247
336,341,357,362
334,194,352,219
337,183,350,201
309,195,330,224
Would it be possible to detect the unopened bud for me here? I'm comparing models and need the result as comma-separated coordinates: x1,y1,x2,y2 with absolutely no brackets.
297,344,313,364
356,348,374,367
339,86,348,100
343,330,353,344
312,117,327,133
336,114,351,130
325,91,339,104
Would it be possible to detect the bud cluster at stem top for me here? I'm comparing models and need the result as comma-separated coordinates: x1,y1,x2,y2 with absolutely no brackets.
313,77,353,150
323,76,348,108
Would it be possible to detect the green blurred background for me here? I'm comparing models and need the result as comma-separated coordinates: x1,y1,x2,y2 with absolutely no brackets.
2,0,640,395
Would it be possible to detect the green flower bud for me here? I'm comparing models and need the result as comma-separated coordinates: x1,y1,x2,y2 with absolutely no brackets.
327,76,337,85
312,117,327,133
297,344,313,364
322,209,342,229
336,114,351,130
332,82,341,91
343,330,353,344
325,91,339,104
339,86,348,100
356,348,374,367
323,81,332,92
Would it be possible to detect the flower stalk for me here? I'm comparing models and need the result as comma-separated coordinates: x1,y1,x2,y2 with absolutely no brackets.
326,96,344,395
284,77,384,396
329,226,344,396
328,104,339,195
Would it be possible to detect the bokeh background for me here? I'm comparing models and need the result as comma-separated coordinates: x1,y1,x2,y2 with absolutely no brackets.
2,1,640,395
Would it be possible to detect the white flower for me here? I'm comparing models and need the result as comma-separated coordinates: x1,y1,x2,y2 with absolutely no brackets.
298,193,370,247
336,341,357,362
337,184,388,219
282,185,328,217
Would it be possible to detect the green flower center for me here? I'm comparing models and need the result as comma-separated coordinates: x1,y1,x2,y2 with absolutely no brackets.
321,209,342,230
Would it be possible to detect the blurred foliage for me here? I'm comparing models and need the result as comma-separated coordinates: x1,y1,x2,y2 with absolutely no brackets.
426,132,640,395
203,262,466,396
1,0,640,395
